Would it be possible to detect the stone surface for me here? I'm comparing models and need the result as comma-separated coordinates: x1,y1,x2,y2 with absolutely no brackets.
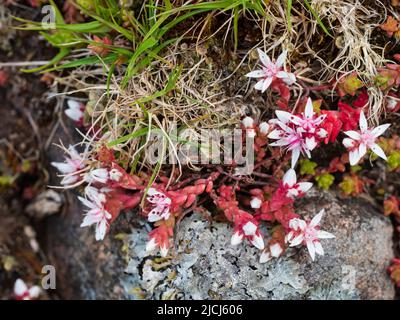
25,190,64,219
44,186,395,299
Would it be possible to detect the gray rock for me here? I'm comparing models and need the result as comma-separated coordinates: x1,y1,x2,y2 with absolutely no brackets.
25,190,64,219
45,188,395,299
122,190,395,300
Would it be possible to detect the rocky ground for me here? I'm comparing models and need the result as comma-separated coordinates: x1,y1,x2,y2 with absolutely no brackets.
44,188,395,300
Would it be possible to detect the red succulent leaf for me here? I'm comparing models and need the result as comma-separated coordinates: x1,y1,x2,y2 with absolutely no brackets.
320,110,343,143
337,73,364,97
380,16,399,37
338,101,361,131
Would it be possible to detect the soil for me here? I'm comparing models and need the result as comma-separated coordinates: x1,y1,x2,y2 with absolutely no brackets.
0,3,57,299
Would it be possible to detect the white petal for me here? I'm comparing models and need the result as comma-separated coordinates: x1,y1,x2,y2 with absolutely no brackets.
67,145,80,159
245,70,266,78
285,231,294,243
80,213,101,227
289,234,304,247
344,131,361,140
259,122,270,134
231,231,243,246
14,279,28,296
343,138,355,149
91,168,109,184
349,150,361,166
314,114,327,125
95,219,107,241
261,77,273,93
275,50,287,68
305,136,317,151
370,143,387,160
304,98,314,119
146,238,157,252
257,48,271,67
251,233,265,250
147,187,159,196
270,139,290,147
371,124,390,138
51,162,75,174
276,111,298,124
109,168,122,181
67,99,81,110
160,245,169,257
317,230,335,239
283,72,296,85
359,111,368,132
270,243,283,257
289,218,299,230
287,188,299,198
310,209,324,227
242,221,257,236
65,108,83,122
254,79,266,91
314,241,324,256
276,71,296,85
283,168,297,187
250,197,262,209
242,116,254,128
148,210,163,222
268,129,283,140
297,182,313,194
291,147,301,168
28,286,41,298
259,251,272,263
358,143,367,159
298,219,307,230
61,175,79,186
306,240,316,261
78,196,97,210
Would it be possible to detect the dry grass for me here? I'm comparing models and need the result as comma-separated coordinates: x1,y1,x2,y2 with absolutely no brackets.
51,0,393,179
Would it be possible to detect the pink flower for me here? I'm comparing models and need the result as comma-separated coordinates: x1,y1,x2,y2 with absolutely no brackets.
268,122,310,168
65,100,84,123
146,188,171,222
281,168,313,198
84,168,109,184
14,279,41,300
285,210,335,261
231,219,265,250
51,145,85,186
250,197,262,209
246,49,296,92
268,98,327,168
259,243,284,263
259,122,270,135
342,111,390,165
146,237,169,257
242,117,254,128
146,225,171,257
79,186,111,241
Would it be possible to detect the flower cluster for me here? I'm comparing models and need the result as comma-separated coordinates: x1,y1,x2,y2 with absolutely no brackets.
268,98,329,168
342,111,390,165
285,210,335,261
13,279,41,300
52,146,144,241
51,47,395,267
246,49,296,93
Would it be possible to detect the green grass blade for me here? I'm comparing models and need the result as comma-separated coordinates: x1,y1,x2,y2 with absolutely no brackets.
303,0,333,37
